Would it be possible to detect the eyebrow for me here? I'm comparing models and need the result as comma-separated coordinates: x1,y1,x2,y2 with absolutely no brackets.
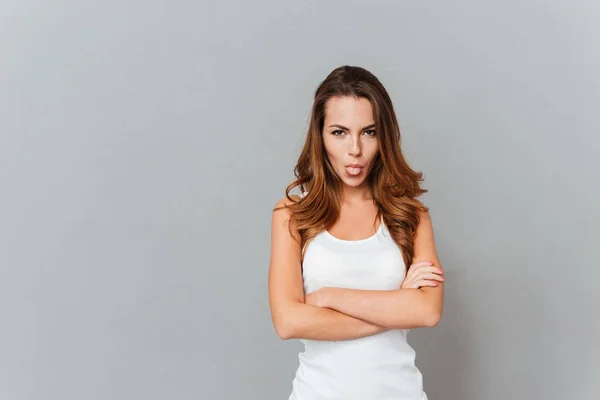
328,123,376,131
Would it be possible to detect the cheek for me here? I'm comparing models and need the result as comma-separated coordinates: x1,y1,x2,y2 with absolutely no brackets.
366,145,380,163
324,140,344,163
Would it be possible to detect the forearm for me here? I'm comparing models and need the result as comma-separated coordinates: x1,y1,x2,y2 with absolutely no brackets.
280,302,389,341
323,287,438,329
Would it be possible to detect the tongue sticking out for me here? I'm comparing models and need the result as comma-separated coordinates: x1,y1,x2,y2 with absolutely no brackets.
345,166,362,176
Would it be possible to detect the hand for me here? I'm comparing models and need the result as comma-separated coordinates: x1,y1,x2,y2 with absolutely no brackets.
305,287,331,307
401,261,444,289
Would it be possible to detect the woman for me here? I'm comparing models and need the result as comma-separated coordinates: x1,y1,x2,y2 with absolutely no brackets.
268,65,444,400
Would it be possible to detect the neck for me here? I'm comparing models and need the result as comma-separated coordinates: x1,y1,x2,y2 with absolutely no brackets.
341,185,373,204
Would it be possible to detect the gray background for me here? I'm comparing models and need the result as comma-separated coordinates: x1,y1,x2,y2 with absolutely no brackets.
1,1,599,399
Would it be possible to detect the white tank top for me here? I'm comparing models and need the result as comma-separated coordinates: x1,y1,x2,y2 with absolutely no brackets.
289,191,428,400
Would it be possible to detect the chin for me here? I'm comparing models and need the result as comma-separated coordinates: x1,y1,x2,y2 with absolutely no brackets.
340,177,367,187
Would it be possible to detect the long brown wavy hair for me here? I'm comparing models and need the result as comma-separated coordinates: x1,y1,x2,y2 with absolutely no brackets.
275,65,429,272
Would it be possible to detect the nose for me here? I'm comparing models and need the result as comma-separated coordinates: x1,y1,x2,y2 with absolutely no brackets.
348,135,361,157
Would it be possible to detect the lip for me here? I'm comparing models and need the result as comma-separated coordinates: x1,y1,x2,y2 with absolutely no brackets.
344,164,364,177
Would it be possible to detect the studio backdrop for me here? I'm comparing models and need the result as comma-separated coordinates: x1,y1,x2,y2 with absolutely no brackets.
1,1,598,399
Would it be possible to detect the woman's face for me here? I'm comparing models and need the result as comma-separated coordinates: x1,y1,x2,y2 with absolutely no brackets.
322,96,379,188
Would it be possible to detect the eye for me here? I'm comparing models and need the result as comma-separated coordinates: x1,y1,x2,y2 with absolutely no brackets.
331,130,345,136
364,129,376,136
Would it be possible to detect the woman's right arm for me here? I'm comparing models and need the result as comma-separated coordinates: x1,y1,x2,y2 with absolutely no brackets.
268,196,389,341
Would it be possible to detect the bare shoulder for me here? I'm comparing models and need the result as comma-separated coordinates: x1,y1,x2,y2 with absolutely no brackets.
272,194,302,241
273,194,301,212
417,207,432,226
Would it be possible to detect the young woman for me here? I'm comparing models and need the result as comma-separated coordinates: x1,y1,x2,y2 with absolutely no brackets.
268,65,444,400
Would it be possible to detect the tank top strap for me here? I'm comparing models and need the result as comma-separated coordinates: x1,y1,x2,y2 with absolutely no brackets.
379,213,386,233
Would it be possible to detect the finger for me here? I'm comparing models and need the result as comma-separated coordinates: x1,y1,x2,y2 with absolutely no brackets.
408,262,441,273
415,272,445,282
406,269,435,283
404,270,417,281
406,264,431,278
415,271,444,280
401,276,419,289
401,277,415,288
416,279,439,287
409,261,434,269
412,265,444,275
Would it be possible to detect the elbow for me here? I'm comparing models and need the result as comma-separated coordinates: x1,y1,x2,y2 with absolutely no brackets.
424,310,442,328
272,300,305,339
421,292,443,327
273,315,297,340
275,324,294,340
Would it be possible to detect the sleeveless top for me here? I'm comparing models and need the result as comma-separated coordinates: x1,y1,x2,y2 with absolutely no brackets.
288,191,428,400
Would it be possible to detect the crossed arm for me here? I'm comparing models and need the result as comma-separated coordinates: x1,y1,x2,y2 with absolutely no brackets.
268,197,444,341
306,283,443,331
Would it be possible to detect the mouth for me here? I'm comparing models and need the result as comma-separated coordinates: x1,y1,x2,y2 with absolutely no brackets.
345,164,364,176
